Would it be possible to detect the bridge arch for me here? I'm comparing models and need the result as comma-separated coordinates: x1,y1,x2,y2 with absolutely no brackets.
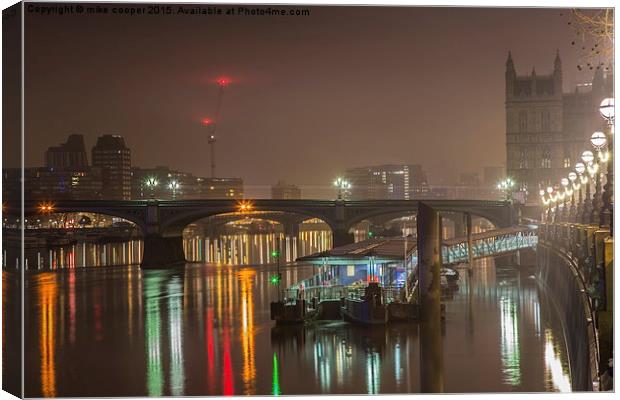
343,206,504,233
159,205,337,237
24,207,148,233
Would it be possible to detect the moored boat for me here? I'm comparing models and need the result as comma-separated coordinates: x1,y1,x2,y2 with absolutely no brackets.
340,283,388,325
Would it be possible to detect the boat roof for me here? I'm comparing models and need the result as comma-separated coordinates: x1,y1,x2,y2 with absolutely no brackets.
296,236,416,264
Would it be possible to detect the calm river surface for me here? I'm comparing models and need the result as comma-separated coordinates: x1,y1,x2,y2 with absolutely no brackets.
9,251,573,397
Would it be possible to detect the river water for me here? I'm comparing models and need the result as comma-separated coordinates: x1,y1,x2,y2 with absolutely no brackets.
7,244,573,397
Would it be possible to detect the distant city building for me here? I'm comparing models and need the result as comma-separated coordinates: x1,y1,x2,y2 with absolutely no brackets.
345,164,427,200
195,177,244,199
45,134,88,169
4,133,106,202
92,135,131,200
483,166,504,187
2,167,104,202
505,51,612,203
412,185,501,201
131,166,243,200
459,172,480,187
5,133,245,202
271,180,301,199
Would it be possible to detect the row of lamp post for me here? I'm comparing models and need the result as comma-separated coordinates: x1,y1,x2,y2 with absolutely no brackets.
333,177,351,200
540,97,614,235
144,177,181,200
497,177,515,201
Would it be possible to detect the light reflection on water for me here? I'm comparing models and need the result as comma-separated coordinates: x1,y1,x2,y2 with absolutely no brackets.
184,231,331,265
37,273,57,398
22,230,332,270
545,329,572,392
18,255,573,397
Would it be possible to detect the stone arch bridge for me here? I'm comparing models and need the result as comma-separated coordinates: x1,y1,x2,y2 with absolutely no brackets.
22,199,516,268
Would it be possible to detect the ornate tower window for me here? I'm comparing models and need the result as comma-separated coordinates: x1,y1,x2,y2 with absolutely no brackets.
563,145,571,168
541,110,550,132
519,148,528,169
519,111,528,133
541,147,552,168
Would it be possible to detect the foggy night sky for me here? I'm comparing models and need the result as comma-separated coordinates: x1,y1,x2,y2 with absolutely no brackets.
18,5,606,198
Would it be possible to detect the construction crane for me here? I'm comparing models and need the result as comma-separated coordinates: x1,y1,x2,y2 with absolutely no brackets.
204,77,231,178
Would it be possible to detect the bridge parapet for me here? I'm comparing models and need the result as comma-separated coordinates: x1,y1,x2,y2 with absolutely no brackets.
538,220,613,391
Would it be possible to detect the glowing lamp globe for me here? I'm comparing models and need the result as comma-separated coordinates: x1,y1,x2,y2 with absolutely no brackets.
546,186,554,194
581,150,594,164
561,178,569,187
568,172,577,182
575,162,586,174
599,98,614,121
539,189,545,196
590,131,607,149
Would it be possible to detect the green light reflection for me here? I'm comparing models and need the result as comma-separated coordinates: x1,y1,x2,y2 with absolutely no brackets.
168,276,185,396
500,296,521,386
272,352,281,395
144,272,164,396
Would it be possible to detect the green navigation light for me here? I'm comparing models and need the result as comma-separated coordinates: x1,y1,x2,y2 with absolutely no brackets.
270,275,281,285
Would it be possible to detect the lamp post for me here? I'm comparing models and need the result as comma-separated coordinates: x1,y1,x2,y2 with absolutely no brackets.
168,180,180,200
590,131,608,226
575,162,586,222
333,177,351,200
599,98,614,234
561,178,570,222
591,163,604,226
581,151,595,224
546,186,555,223
145,177,158,199
539,189,547,222
568,172,578,221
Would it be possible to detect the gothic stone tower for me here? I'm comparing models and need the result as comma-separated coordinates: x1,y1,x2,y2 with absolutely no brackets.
505,51,611,204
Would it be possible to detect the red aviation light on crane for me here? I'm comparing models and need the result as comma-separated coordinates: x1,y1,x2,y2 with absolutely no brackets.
201,118,214,126
216,77,231,87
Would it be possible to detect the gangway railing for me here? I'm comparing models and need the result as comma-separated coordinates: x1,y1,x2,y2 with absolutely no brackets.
284,285,347,304
442,226,537,265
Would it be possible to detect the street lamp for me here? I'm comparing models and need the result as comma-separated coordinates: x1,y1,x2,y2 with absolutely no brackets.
145,177,158,199
600,98,614,122
539,189,547,222
591,131,607,149
575,162,586,222
333,177,351,200
38,202,55,214
589,133,609,226
237,200,254,213
568,172,578,221
581,152,595,224
546,186,555,222
561,178,570,222
599,97,614,233
582,150,594,164
168,180,180,200
497,178,515,201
